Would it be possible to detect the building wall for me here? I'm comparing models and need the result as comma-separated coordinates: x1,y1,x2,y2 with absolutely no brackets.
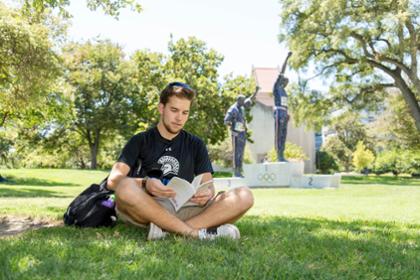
247,102,316,173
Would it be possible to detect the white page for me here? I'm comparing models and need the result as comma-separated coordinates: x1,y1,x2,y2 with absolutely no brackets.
167,177,195,211
191,174,204,189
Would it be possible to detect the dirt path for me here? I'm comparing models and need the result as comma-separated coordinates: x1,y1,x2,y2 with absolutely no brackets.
0,216,62,237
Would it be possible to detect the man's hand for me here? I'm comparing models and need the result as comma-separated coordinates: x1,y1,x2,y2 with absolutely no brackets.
250,86,260,100
145,178,176,198
189,188,213,206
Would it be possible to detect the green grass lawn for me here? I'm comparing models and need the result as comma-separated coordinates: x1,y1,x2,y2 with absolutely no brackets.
1,169,420,279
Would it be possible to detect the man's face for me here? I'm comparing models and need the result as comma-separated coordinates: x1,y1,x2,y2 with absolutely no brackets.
158,96,191,135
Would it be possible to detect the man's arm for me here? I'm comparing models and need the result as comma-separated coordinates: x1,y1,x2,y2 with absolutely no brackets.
107,161,176,198
250,85,260,100
106,162,135,191
224,107,236,126
244,86,260,108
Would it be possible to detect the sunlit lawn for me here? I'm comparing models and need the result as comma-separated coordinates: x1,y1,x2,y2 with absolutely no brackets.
0,169,419,279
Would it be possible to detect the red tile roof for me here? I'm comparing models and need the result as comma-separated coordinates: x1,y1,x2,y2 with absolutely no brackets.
252,67,280,108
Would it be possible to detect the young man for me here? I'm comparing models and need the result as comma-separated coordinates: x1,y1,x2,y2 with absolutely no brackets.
106,82,254,240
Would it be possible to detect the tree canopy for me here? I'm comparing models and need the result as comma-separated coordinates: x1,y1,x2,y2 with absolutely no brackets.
62,40,149,169
279,0,420,132
0,3,60,128
34,37,253,169
21,0,142,18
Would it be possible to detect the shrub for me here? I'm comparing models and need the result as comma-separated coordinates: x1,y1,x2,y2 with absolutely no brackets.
208,135,252,167
267,142,308,162
372,149,420,176
397,150,420,177
373,150,399,175
316,151,339,174
352,141,375,173
322,136,353,172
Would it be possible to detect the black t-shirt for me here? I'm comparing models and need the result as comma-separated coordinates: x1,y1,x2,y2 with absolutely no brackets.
117,127,213,183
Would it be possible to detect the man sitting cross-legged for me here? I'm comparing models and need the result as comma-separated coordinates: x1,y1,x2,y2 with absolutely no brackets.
106,82,254,240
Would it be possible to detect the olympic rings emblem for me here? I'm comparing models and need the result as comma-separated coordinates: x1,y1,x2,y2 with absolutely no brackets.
257,173,276,182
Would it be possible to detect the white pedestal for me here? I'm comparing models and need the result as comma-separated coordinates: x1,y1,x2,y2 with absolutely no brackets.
290,173,341,188
213,177,247,189
216,162,341,189
243,161,304,187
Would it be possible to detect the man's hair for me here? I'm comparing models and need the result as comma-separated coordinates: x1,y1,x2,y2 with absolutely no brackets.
160,82,196,105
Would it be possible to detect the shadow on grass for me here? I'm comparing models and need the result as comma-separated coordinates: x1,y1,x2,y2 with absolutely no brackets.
0,176,78,187
342,175,420,186
0,188,71,198
0,216,419,279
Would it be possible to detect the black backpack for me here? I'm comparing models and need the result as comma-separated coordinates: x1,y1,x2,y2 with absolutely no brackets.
63,178,117,227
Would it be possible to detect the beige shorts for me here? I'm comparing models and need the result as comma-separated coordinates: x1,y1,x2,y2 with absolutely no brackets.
116,192,224,228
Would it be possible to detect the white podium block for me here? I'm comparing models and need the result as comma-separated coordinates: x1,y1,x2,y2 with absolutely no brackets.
243,161,304,187
214,177,247,189
290,173,341,188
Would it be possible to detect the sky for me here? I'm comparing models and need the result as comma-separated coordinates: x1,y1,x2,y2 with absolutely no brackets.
67,0,292,79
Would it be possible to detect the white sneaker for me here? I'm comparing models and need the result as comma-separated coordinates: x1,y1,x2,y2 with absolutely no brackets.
198,224,240,240
147,223,168,241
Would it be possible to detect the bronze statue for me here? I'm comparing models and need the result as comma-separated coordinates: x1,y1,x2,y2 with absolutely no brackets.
273,52,292,162
224,86,259,177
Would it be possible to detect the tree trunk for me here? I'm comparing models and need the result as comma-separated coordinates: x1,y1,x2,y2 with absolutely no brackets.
366,59,420,132
79,157,86,169
89,129,101,169
90,147,97,169
394,78,420,132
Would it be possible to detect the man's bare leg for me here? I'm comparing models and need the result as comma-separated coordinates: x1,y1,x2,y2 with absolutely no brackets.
115,177,198,237
185,186,254,229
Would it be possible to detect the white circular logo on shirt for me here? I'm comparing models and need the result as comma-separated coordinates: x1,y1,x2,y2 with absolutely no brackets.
158,156,180,176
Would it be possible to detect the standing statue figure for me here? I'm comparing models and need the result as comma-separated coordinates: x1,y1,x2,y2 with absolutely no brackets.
224,86,259,177
273,52,292,162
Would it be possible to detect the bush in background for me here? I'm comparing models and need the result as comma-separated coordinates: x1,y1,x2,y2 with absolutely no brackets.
208,134,252,168
316,151,339,174
352,141,375,173
267,142,308,162
373,149,420,176
322,136,353,172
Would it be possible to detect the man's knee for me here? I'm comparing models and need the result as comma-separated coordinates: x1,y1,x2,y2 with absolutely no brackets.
115,178,139,206
235,186,254,211
221,186,254,212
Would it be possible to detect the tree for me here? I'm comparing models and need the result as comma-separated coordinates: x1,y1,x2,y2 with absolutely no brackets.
21,0,142,18
130,49,167,131
132,37,251,145
288,85,334,131
322,111,371,171
0,3,60,129
63,40,142,169
29,37,254,170
316,150,339,174
279,0,420,132
322,136,353,172
352,141,375,172
385,93,420,150
373,149,401,175
363,90,420,156
333,112,371,152
165,37,235,145
0,3,62,179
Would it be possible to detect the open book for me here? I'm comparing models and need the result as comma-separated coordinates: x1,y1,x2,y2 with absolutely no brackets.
167,174,213,211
